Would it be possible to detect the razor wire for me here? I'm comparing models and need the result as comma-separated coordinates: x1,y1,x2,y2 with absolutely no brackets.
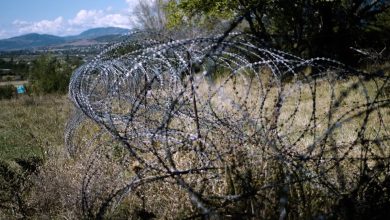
66,31,389,218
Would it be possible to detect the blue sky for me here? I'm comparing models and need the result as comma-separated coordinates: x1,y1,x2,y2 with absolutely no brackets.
0,0,139,39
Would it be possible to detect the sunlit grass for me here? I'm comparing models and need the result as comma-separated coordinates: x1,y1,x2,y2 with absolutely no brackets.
0,95,71,161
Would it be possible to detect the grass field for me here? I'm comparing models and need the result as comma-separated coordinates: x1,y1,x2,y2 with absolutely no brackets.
0,95,70,161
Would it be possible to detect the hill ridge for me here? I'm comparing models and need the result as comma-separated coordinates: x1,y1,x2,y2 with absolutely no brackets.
0,27,130,51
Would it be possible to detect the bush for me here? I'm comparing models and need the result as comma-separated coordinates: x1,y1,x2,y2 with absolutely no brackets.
0,85,15,99
0,157,43,218
29,55,80,94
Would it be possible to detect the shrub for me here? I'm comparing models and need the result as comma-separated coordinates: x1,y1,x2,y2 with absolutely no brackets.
0,85,15,99
29,55,79,94
0,157,43,218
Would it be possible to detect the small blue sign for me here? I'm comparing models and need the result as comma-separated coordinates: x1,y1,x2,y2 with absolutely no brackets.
16,85,26,94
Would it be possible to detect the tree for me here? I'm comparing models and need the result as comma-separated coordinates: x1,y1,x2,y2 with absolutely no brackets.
29,55,76,94
133,0,168,30
165,0,390,63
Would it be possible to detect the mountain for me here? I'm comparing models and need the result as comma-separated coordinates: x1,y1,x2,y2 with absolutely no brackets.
0,33,66,51
0,27,130,51
66,27,130,40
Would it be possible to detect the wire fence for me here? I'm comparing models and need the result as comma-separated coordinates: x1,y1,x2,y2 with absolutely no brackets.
66,31,389,219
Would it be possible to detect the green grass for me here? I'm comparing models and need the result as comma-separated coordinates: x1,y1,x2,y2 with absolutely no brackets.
0,95,71,161
0,142,43,161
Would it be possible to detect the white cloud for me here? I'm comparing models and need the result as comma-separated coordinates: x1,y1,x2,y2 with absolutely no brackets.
12,20,31,26
69,9,132,29
69,9,101,26
13,17,65,35
95,13,133,28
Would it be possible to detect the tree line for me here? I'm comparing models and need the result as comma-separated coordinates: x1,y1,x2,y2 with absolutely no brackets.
29,55,82,94
135,0,390,65
0,55,82,99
